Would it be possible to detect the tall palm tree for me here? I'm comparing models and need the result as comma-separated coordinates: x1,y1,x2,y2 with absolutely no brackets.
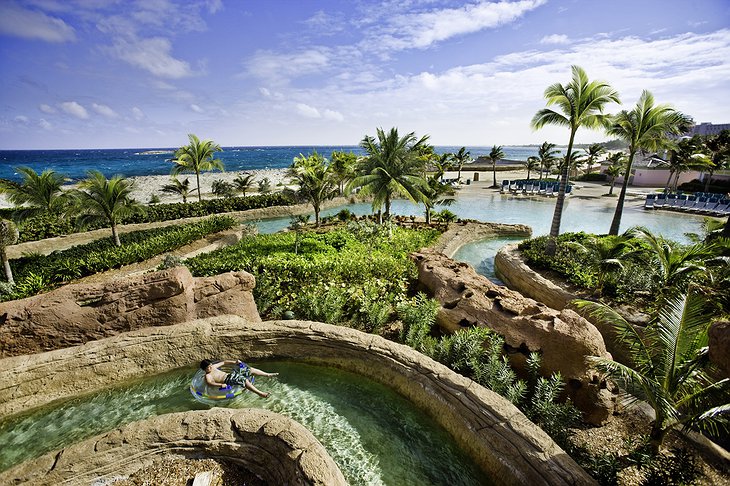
565,151,587,181
74,171,142,247
232,173,256,197
606,91,691,235
584,143,606,175
348,127,430,221
663,137,705,193
524,156,540,180
537,141,560,181
171,134,224,203
160,177,198,203
287,152,338,226
0,167,73,220
452,147,472,182
575,292,730,454
487,145,505,188
532,65,620,253
0,219,19,284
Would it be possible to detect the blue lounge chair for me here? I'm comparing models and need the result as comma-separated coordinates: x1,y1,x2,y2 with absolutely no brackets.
655,194,666,208
644,194,656,209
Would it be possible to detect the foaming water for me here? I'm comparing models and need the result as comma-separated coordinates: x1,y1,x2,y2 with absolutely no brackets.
0,362,490,485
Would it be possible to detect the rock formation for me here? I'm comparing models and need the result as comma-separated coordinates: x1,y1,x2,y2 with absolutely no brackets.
0,316,596,485
1,408,347,486
412,248,617,425
0,266,260,358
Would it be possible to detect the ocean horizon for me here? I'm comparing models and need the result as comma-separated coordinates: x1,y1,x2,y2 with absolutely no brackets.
0,145,545,182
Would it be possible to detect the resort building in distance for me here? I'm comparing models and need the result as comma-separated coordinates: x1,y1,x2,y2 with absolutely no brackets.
607,122,730,188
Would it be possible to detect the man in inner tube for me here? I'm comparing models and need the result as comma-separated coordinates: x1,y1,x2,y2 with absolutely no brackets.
200,359,278,398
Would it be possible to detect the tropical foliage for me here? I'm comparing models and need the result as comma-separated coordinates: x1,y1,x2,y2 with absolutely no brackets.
349,127,430,221
287,152,339,226
0,167,74,220
0,220,18,284
606,90,692,235
487,145,505,187
171,134,224,203
537,141,560,180
452,146,472,181
232,173,256,197
531,65,620,252
74,171,143,247
160,177,198,203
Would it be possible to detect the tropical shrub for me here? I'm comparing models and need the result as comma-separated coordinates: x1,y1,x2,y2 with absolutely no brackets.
3,216,236,301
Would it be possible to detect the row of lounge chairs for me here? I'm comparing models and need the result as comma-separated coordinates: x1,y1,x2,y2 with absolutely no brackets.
644,193,730,216
501,179,573,196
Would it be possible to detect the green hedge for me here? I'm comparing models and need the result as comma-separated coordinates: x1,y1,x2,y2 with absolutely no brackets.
4,193,293,243
4,215,237,301
185,222,440,328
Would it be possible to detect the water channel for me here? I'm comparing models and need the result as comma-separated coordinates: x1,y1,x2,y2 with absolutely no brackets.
0,362,490,485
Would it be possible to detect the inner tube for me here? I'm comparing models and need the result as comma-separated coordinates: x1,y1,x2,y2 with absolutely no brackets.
189,363,252,403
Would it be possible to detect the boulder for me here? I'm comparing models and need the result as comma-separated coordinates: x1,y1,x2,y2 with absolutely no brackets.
0,266,260,358
709,320,730,378
412,248,617,425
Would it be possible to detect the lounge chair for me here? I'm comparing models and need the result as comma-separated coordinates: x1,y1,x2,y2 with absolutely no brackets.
644,194,656,209
654,194,666,208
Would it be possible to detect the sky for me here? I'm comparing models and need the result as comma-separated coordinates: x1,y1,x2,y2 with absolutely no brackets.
0,0,729,150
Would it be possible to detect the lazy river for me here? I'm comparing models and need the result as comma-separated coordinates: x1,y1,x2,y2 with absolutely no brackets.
0,361,490,485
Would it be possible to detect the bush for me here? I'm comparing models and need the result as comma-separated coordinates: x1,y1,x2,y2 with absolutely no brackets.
4,215,236,301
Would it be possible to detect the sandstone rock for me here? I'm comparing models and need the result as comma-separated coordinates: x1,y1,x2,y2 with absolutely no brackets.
0,267,260,358
709,320,730,378
1,408,346,486
431,221,532,257
412,248,617,424
0,316,596,485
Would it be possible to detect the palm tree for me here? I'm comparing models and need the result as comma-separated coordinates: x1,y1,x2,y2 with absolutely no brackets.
348,127,430,221
532,66,620,253
452,147,472,182
565,151,587,181
0,219,19,284
628,227,712,295
487,145,505,188
605,152,625,195
330,151,357,196
524,156,540,180
606,91,691,235
583,143,606,175
211,179,234,198
171,134,224,203
74,171,142,247
232,173,256,197
702,130,730,192
287,152,338,226
160,177,198,203
257,177,272,194
432,152,453,182
537,141,560,181
663,137,707,193
575,292,730,454
0,167,73,220
423,174,456,224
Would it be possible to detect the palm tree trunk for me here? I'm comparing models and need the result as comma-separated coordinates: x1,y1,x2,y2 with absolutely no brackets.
539,162,544,181
425,205,431,224
492,162,497,187
111,223,121,247
609,150,636,236
664,171,673,193
608,177,615,195
384,194,391,221
722,216,730,237
649,423,667,455
703,170,714,192
527,168,531,180
546,131,576,255
1,250,14,285
196,171,203,203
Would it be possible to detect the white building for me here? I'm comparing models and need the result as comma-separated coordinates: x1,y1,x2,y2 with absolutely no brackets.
688,122,730,137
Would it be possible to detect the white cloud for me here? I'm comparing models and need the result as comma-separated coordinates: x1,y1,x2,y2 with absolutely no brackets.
259,87,271,97
131,106,145,120
39,103,56,114
323,109,344,122
296,103,321,118
39,118,52,130
0,2,76,42
190,104,204,113
92,103,118,118
370,0,546,51
244,49,330,83
106,37,194,78
60,101,89,119
14,115,29,124
540,34,569,44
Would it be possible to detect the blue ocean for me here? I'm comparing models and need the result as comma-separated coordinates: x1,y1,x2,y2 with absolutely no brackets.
0,146,541,182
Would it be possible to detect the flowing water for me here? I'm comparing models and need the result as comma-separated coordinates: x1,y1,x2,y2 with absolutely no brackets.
0,362,490,486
